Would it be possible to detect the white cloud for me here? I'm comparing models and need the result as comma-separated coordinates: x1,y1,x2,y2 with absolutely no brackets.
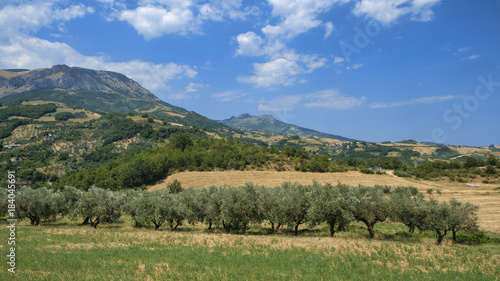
0,2,93,39
458,47,471,52
370,95,462,108
258,95,303,112
467,55,480,60
351,63,364,69
238,57,300,88
235,31,265,56
235,0,351,88
324,21,334,39
305,89,366,110
212,90,246,102
117,0,258,39
118,4,195,39
184,82,204,93
258,88,365,112
334,56,345,63
353,0,441,25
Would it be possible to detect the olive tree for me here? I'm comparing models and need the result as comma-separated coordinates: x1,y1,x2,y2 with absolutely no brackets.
308,183,357,237
220,184,263,234
390,187,428,234
167,192,188,231
204,186,223,230
0,188,10,217
448,199,479,241
72,187,123,228
424,199,451,245
131,189,171,230
352,186,391,238
261,186,285,233
279,182,310,236
17,187,65,226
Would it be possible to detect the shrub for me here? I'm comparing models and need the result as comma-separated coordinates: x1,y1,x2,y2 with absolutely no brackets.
55,111,76,121
485,165,497,175
360,168,375,174
455,231,500,245
394,170,411,178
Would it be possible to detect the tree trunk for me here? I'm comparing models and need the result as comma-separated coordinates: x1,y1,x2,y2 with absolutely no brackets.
81,217,90,225
435,229,447,245
241,223,247,234
169,220,174,231
452,230,457,242
208,220,212,230
294,224,299,236
222,221,231,233
367,224,375,238
154,223,161,230
408,224,415,234
92,217,100,229
329,223,336,237
173,221,180,230
270,222,275,233
276,223,281,231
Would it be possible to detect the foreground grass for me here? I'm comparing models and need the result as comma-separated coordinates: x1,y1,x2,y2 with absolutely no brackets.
1,219,499,280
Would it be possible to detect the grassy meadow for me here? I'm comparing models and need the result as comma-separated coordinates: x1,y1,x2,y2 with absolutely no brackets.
1,216,499,280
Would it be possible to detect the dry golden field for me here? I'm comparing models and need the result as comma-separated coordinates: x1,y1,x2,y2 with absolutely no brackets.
149,170,500,233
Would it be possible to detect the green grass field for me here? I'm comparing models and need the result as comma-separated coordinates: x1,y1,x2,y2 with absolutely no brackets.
1,217,499,280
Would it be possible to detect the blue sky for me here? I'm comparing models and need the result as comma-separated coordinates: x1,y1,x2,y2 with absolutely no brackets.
1,0,499,146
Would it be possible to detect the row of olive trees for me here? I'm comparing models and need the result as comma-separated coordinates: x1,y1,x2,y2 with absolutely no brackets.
3,183,479,244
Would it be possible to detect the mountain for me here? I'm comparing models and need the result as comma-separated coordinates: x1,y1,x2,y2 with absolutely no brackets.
0,65,158,101
0,65,230,134
221,113,353,141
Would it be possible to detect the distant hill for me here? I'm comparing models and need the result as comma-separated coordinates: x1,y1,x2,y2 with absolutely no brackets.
0,65,230,134
221,113,353,141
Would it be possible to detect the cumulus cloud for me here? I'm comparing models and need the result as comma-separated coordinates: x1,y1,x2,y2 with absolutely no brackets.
353,0,441,25
238,57,300,88
235,31,265,56
235,0,351,88
370,95,462,108
118,3,196,39
117,0,258,40
0,2,93,38
258,88,365,112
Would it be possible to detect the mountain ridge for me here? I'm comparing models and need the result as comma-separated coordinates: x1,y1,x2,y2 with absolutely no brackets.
221,113,354,141
0,65,232,134
0,65,159,101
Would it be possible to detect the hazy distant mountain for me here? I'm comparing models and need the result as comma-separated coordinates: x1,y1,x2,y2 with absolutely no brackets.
221,113,353,141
